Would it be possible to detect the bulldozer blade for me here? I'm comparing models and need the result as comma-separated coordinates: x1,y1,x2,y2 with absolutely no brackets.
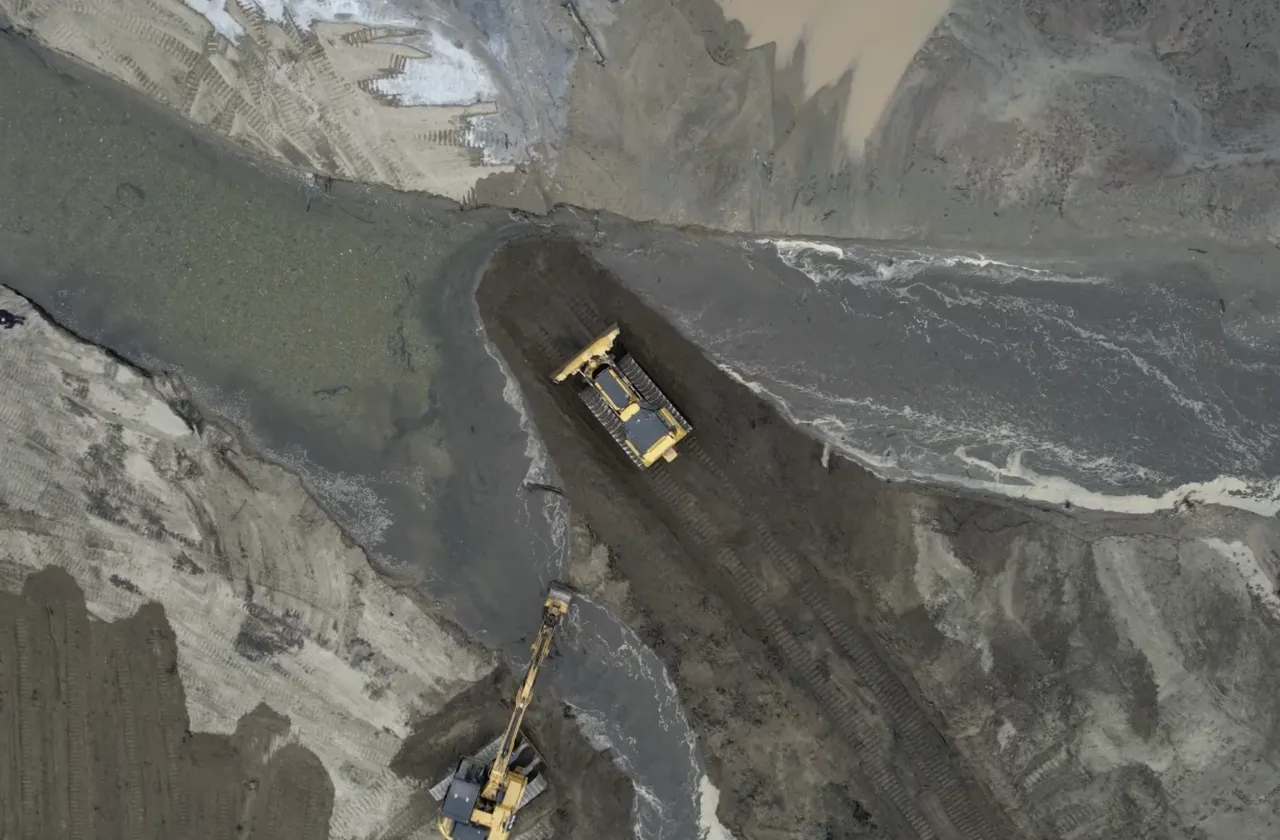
550,324,622,383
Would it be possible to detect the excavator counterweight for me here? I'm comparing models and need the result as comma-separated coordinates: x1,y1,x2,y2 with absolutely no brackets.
435,583,575,840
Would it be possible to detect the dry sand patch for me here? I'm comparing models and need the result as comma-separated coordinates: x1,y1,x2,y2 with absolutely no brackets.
715,0,951,156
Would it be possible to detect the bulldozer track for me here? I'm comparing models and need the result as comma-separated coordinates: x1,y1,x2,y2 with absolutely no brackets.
686,440,1010,840
515,317,931,840
616,354,693,434
579,386,644,468
515,291,1015,840
644,470,940,840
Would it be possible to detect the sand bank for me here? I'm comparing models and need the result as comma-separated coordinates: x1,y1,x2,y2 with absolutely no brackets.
1,0,513,201
0,283,495,836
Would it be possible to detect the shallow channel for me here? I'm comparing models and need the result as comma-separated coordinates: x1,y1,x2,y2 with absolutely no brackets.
0,31,707,840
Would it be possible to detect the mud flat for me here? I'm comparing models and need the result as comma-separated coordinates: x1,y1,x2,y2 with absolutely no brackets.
0,284,633,839
477,237,1280,840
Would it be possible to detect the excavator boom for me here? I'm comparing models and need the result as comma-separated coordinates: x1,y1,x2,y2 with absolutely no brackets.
437,582,575,840
482,584,573,799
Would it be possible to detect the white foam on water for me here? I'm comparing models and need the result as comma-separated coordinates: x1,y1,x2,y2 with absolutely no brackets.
566,704,616,751
475,321,549,488
761,237,1110,286
712,356,1170,488
563,704,672,840
697,776,737,840
715,361,1280,518
475,318,568,563
267,443,398,547
565,595,715,840
739,238,1280,518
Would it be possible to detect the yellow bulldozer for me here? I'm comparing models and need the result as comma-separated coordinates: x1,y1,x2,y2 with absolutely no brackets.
551,324,693,468
434,583,575,840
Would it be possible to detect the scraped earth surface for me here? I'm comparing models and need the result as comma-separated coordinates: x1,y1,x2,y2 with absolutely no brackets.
6,0,1280,246
0,0,520,202
478,238,1280,840
0,284,633,840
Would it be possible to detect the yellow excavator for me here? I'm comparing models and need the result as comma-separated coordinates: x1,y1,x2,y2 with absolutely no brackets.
436,582,575,840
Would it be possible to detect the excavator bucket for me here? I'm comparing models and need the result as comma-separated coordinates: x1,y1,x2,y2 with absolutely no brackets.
551,325,621,383
545,582,575,613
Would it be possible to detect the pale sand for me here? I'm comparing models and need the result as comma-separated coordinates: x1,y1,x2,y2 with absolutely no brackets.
0,283,495,837
715,0,951,156
1,0,512,201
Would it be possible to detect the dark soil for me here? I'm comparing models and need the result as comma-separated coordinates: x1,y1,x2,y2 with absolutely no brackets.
476,237,1033,840
0,566,333,840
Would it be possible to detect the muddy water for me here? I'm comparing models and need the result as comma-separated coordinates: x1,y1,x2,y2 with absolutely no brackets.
0,33,703,840
716,0,951,154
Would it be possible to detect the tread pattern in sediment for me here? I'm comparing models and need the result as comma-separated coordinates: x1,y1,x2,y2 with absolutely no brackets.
485,279,1019,840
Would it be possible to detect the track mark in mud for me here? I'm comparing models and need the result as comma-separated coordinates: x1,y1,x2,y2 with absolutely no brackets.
478,237,1023,840
0,568,335,840
4,1,512,200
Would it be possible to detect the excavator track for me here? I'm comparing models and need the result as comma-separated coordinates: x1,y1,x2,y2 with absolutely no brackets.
501,291,1018,840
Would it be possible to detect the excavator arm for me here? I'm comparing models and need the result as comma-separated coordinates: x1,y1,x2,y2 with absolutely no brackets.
437,582,575,840
481,587,571,801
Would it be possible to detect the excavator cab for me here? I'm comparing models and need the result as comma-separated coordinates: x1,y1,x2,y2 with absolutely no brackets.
439,759,491,840
435,583,575,840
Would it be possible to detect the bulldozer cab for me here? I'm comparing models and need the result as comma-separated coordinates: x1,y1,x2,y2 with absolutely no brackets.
592,365,634,412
